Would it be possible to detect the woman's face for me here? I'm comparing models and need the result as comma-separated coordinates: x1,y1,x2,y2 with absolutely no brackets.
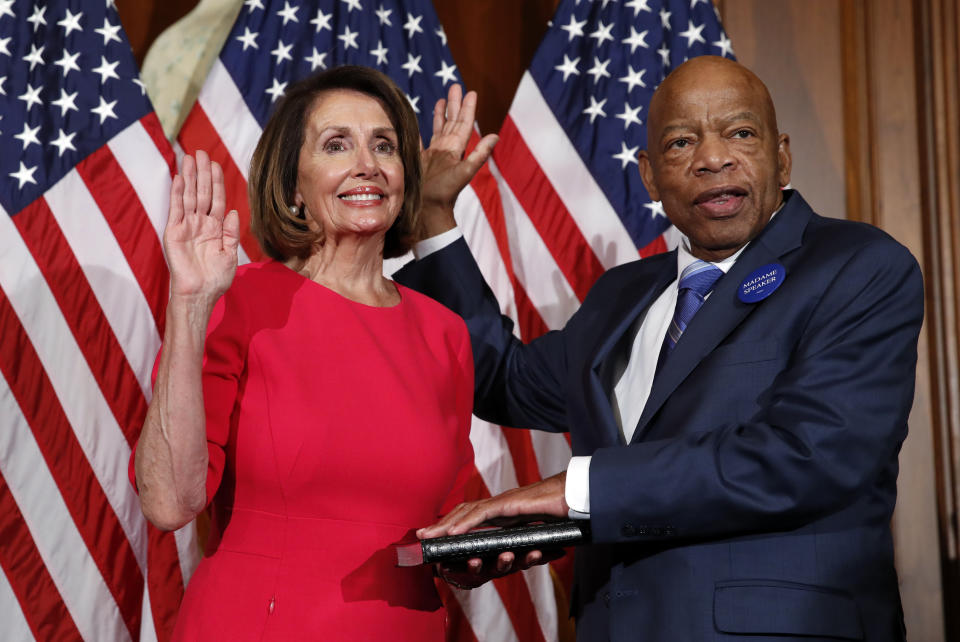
294,89,405,244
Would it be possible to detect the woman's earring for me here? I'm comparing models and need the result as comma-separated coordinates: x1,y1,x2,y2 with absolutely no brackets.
289,204,299,215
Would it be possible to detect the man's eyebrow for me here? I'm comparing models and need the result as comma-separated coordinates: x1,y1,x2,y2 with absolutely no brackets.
658,123,691,137
656,111,764,139
722,111,763,125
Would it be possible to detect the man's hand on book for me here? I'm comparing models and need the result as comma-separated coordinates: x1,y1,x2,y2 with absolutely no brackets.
419,472,569,589
419,472,569,538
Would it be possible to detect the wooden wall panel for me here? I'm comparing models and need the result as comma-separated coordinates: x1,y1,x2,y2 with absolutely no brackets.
718,1,846,221
719,1,947,639
116,0,196,64
915,0,960,639
434,0,558,135
861,2,944,638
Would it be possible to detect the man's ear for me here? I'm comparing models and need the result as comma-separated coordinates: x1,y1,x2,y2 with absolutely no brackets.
777,133,792,188
637,150,660,202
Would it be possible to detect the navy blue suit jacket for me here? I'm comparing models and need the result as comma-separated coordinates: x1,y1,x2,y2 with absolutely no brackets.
395,191,923,641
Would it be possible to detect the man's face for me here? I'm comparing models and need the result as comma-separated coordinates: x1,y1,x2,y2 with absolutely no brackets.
639,58,791,262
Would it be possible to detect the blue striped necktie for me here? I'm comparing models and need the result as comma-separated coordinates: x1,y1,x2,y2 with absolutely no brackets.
658,260,724,368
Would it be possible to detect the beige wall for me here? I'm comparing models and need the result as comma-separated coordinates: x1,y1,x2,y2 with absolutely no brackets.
716,2,958,639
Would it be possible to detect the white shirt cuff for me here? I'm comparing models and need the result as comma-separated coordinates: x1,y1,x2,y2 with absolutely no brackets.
565,456,591,518
413,227,463,260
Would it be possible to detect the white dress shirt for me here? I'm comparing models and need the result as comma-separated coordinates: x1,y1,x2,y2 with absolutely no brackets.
564,241,743,515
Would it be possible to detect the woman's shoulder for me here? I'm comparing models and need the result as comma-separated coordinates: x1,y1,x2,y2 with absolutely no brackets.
221,260,293,300
232,259,282,285
396,282,467,330
210,261,294,327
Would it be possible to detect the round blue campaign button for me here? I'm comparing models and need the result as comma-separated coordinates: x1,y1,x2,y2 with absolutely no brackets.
738,263,786,303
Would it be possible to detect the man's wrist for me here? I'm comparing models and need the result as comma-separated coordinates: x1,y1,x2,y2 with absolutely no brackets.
419,204,458,239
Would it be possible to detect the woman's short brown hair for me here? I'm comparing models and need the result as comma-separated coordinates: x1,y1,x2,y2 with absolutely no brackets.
249,65,422,261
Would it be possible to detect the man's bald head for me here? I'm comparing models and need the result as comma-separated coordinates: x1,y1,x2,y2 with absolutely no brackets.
647,56,780,152
637,56,791,262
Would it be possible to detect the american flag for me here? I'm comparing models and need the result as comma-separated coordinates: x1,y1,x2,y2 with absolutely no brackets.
182,1,734,641
0,0,199,640
490,0,734,341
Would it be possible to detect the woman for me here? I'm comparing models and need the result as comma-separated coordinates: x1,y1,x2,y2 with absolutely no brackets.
134,66,495,640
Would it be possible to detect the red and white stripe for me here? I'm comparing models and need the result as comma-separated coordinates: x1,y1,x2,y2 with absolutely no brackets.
0,115,198,642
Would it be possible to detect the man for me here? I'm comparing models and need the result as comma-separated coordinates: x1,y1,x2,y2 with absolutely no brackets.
398,57,921,641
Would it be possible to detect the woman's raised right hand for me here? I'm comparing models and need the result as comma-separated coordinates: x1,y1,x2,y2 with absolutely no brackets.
164,150,240,301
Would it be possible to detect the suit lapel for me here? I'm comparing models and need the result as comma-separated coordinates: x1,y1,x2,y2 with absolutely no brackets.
586,252,677,446
630,191,812,443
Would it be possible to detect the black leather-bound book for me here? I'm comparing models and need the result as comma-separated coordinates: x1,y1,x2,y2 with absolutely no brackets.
395,520,591,567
